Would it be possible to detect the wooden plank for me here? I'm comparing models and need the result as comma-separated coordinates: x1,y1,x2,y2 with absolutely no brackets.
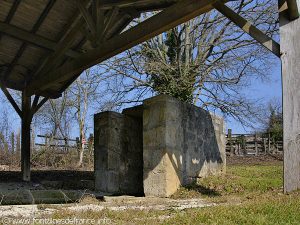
0,0,21,42
27,0,216,95
213,2,280,58
31,20,85,80
4,0,57,80
29,0,93,84
0,22,80,58
279,0,300,193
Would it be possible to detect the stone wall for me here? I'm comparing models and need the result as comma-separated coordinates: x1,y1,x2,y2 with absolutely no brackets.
143,95,226,197
94,111,143,195
94,95,226,197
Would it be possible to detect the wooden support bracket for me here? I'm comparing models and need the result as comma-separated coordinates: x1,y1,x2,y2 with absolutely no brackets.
0,82,22,117
26,0,216,95
213,2,281,58
287,0,300,20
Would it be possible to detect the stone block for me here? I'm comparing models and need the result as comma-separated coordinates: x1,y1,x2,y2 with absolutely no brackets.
94,94,225,197
94,110,143,195
142,95,225,197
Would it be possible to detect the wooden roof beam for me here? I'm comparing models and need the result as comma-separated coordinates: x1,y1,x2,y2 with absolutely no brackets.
287,0,300,20
26,0,216,96
104,10,139,40
100,0,178,10
213,2,280,58
0,0,21,42
4,0,57,81
0,22,80,58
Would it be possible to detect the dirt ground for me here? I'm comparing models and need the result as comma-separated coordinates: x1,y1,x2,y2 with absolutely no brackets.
226,154,283,166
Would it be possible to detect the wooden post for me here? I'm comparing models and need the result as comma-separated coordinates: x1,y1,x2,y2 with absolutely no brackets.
263,138,267,154
268,132,271,154
16,130,20,153
255,133,258,156
11,132,15,153
228,129,234,156
279,0,300,192
21,91,32,182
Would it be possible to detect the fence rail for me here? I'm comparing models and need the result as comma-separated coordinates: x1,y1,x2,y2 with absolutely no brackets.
35,134,94,153
226,129,283,156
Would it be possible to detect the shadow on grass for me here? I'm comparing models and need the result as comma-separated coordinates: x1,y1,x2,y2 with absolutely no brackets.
184,182,221,197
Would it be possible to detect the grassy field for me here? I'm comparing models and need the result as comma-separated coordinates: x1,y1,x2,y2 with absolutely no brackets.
3,159,299,225
44,160,300,225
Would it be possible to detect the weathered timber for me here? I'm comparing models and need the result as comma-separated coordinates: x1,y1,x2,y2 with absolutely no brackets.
280,0,300,192
26,0,217,95
213,2,280,57
0,22,80,58
287,0,300,20
21,91,32,182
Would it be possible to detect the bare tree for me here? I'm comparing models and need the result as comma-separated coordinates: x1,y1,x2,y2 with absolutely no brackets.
69,68,104,167
99,0,278,127
35,90,72,139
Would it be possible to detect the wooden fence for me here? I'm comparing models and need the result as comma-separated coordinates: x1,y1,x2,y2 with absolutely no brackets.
35,134,94,153
226,129,283,156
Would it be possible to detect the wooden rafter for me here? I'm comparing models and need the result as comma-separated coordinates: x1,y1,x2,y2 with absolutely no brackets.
104,10,137,40
77,0,108,46
101,7,120,39
31,19,85,79
26,0,216,95
213,2,281,58
0,22,80,58
4,0,57,81
100,0,178,10
28,1,92,85
0,0,21,42
94,0,105,38
77,0,97,36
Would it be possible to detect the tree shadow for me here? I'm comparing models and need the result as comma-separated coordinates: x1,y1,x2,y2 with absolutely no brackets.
183,182,221,197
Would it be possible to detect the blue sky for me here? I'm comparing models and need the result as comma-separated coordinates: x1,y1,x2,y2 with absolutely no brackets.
0,57,282,138
227,58,282,133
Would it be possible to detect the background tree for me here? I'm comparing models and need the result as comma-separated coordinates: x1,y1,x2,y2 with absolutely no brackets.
265,101,283,142
100,0,278,126
35,91,72,139
69,68,104,167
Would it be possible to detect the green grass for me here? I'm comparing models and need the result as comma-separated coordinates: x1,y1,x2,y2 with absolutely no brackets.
9,162,299,225
165,192,300,225
172,163,283,200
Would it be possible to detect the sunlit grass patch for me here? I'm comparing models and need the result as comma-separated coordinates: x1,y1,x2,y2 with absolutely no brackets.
172,163,283,200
